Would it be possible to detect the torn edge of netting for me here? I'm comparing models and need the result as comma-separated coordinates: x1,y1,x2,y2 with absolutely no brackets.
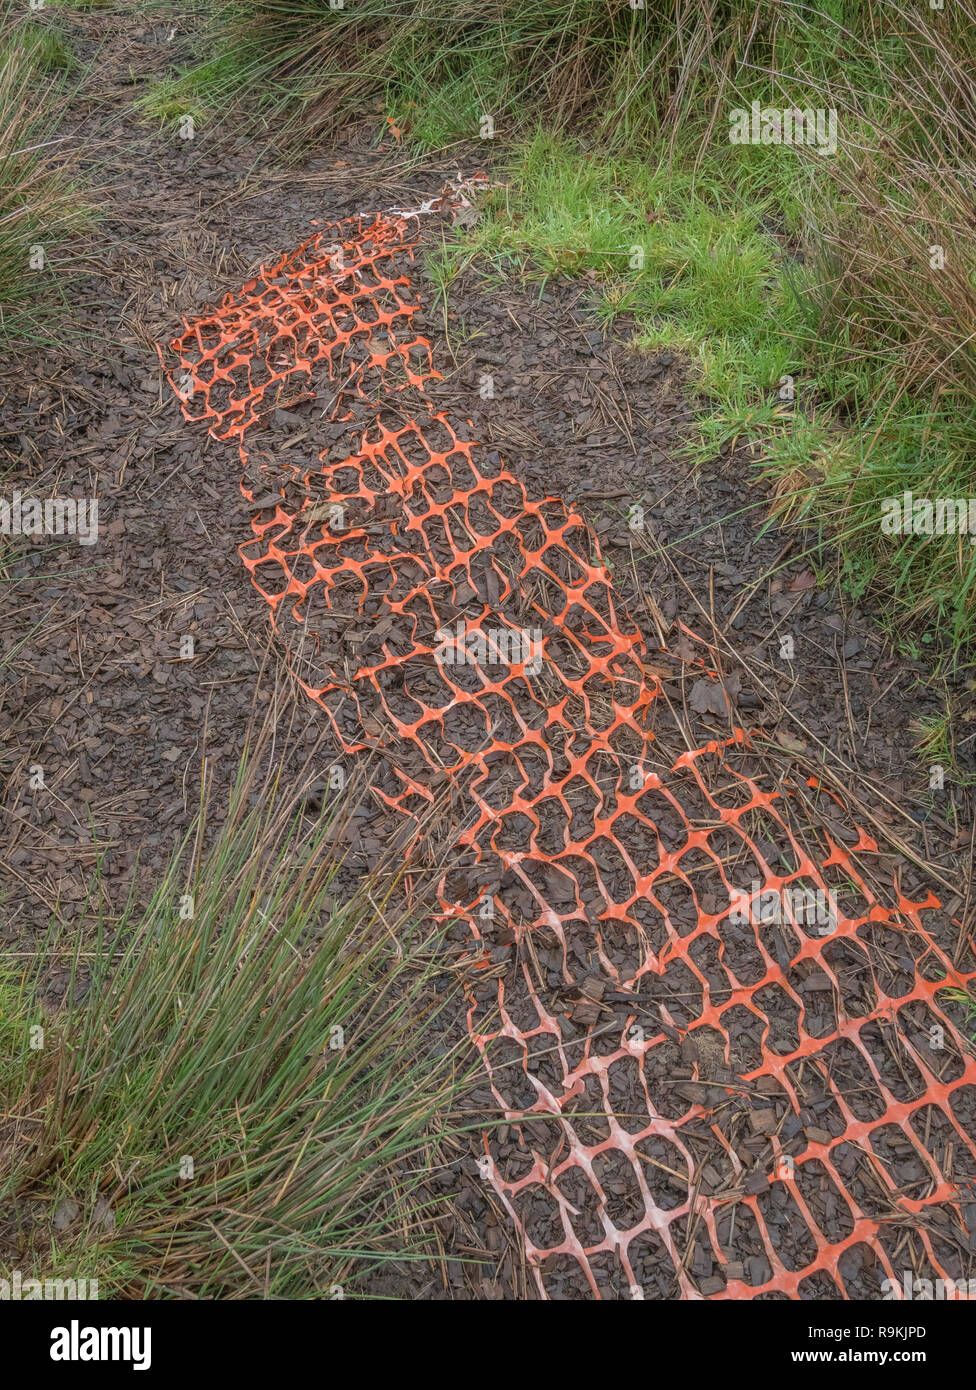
158,185,976,1301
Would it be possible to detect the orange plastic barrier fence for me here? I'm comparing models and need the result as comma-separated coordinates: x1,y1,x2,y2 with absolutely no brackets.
160,208,976,1300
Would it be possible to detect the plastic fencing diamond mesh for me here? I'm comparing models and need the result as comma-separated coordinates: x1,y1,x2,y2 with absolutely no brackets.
159,206,976,1300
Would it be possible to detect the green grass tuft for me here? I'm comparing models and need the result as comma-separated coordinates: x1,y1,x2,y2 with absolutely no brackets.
0,7,85,347
1,745,465,1299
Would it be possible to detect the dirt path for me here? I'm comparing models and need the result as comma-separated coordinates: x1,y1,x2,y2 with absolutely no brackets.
2,8,975,1300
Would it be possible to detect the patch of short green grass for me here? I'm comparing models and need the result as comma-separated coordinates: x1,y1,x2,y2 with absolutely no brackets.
442,127,976,663
137,53,244,130
6,19,75,74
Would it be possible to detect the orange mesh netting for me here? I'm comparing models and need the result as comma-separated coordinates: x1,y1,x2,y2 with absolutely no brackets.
159,203,976,1300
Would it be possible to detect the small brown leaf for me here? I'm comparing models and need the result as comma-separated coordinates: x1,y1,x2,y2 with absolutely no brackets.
689,679,730,718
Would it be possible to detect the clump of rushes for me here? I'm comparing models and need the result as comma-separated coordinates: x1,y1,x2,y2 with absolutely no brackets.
0,733,465,1299
148,0,776,146
763,0,976,654
0,4,80,344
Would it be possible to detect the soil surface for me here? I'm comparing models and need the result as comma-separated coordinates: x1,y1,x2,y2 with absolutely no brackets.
2,7,975,1301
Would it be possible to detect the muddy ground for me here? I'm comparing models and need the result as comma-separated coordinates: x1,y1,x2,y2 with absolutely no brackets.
1,8,974,1300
